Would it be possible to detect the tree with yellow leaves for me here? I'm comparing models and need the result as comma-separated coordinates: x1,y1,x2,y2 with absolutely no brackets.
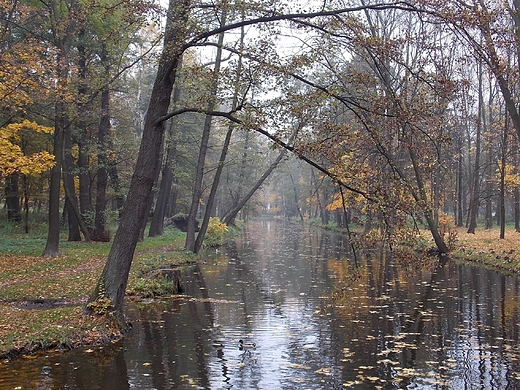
0,120,54,177
0,120,54,223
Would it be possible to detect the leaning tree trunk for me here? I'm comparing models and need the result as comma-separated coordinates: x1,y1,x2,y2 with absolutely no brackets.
85,0,189,322
221,123,302,226
408,146,449,254
185,13,226,252
193,19,242,253
149,69,183,238
223,142,289,226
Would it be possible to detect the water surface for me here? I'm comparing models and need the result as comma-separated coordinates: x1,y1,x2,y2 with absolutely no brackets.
1,219,520,389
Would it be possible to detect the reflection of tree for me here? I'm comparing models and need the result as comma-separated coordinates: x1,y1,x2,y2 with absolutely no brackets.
125,265,215,389
188,264,213,387
329,249,520,388
43,342,130,388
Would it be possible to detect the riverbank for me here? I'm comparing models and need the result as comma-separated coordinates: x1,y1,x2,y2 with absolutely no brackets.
0,228,196,361
451,227,520,275
0,224,518,361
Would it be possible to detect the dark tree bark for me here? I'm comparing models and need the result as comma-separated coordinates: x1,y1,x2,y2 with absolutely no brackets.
42,0,75,257
5,174,22,222
149,70,183,237
86,0,190,321
43,96,66,257
77,29,93,221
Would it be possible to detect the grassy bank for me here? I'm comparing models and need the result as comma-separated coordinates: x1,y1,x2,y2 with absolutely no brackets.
0,227,196,360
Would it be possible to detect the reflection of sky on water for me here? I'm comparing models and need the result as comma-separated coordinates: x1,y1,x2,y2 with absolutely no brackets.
202,219,341,389
2,219,520,389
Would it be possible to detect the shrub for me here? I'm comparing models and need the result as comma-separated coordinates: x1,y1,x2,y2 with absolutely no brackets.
204,217,228,247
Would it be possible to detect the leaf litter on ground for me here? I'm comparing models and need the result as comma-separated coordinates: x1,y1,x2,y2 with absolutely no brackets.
0,228,193,360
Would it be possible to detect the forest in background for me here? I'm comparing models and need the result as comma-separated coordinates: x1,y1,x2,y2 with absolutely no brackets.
2,0,520,312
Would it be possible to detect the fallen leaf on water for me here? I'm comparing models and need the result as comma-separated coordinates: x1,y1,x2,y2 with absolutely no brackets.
315,367,332,375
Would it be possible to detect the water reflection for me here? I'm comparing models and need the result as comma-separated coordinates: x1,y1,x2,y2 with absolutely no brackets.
1,219,520,389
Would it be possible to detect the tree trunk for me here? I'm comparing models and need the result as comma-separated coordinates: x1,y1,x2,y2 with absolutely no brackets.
193,122,232,253
185,12,226,252
467,62,483,234
409,146,449,254
514,187,520,232
108,163,124,216
193,19,242,253
77,29,92,223
499,158,506,239
86,0,189,321
5,174,22,222
93,45,110,242
63,120,81,241
149,68,183,237
484,83,493,230
23,175,29,233
456,132,464,227
43,0,75,257
289,173,304,222
499,112,509,239
223,142,289,226
43,97,65,257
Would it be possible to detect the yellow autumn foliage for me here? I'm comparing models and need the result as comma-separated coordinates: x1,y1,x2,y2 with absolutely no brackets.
0,120,55,177
501,163,520,188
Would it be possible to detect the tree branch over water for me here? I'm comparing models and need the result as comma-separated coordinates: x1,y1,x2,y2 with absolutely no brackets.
155,106,374,201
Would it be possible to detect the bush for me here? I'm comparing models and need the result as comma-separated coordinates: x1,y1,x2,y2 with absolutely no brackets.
204,217,229,247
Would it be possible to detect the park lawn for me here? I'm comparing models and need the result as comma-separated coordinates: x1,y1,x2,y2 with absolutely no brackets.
0,228,195,360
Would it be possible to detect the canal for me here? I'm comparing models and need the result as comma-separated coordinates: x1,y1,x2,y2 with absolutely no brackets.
1,219,520,389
